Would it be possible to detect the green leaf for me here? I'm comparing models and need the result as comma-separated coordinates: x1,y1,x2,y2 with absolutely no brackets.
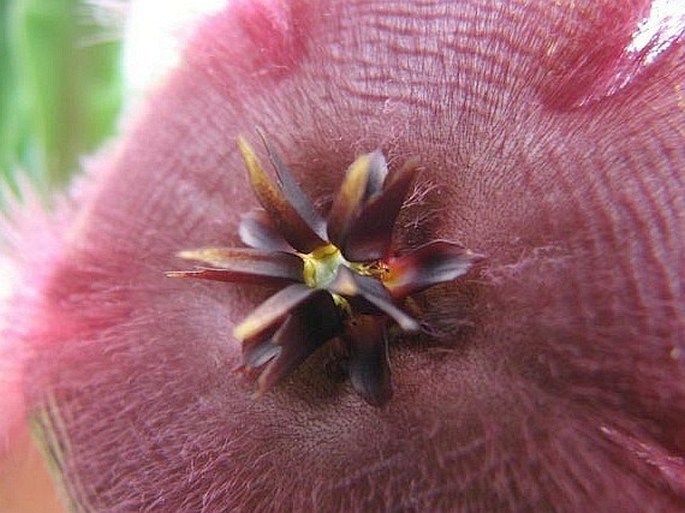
0,0,123,204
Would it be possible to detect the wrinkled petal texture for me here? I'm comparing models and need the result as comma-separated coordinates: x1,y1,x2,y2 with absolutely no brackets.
8,0,685,512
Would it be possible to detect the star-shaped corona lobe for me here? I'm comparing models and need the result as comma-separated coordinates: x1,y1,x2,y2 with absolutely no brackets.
169,134,481,405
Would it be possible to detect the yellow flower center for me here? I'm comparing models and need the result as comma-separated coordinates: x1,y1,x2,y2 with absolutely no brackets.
300,243,390,289
300,244,348,289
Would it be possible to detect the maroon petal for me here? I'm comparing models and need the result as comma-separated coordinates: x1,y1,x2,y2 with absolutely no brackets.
384,240,485,297
255,129,328,240
328,266,419,331
166,248,303,284
342,159,420,261
256,293,340,393
238,208,293,252
344,315,392,406
242,340,281,369
239,137,328,253
326,151,388,250
233,284,321,344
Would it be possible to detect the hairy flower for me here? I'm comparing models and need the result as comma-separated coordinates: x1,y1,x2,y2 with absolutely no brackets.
168,132,482,405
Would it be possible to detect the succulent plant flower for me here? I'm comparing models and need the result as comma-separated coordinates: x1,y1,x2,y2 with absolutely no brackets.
168,133,481,405
2,1,684,512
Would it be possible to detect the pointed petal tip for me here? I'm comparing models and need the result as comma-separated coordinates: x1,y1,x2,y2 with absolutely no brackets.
459,250,487,271
237,135,254,157
243,341,281,369
340,156,421,261
254,361,285,396
255,374,274,397
359,386,393,407
237,134,328,253
346,316,394,406
238,136,270,195
351,376,393,407
233,320,255,343
175,248,219,261
384,241,486,297
165,270,194,279
396,314,420,332
368,149,389,174
326,153,374,247
401,156,422,171
468,251,487,263
176,249,200,260
237,136,262,182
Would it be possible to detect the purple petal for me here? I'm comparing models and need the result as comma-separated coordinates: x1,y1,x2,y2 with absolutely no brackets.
166,247,303,284
328,266,419,332
238,208,293,252
384,240,485,297
255,129,328,240
239,137,328,253
344,315,392,406
233,284,320,343
242,341,281,369
326,151,388,250
342,159,420,261
256,293,340,392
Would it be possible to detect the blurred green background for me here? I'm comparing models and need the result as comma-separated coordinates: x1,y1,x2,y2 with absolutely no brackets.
0,0,122,204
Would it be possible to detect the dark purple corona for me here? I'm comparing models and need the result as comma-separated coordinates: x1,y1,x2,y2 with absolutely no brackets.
168,132,482,405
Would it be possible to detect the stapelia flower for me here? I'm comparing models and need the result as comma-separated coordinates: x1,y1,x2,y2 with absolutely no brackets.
3,1,684,512
167,133,482,406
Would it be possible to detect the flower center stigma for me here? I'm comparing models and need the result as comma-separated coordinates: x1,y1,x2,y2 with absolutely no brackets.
300,243,348,289
299,243,389,310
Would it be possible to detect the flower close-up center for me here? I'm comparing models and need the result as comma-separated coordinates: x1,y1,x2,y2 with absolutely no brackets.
167,131,483,406
300,243,350,289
